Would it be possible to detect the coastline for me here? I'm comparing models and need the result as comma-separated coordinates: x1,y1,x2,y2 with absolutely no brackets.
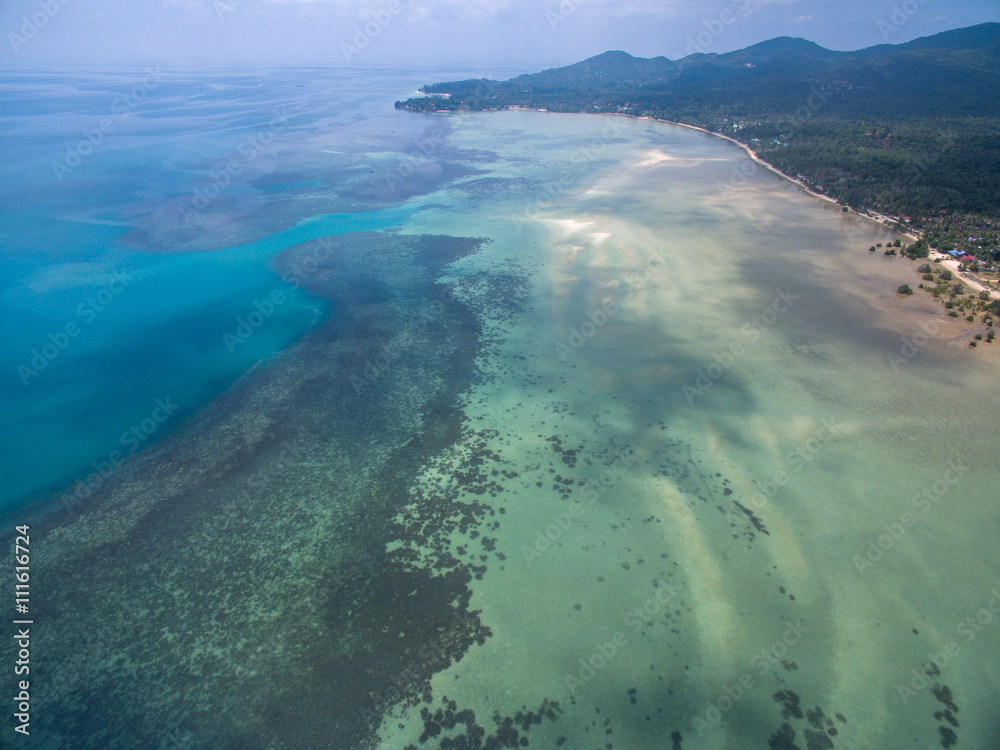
19,91,1000,749
660,120,840,202
626,114,918,240
932,250,1000,301
500,105,998,357
28,230,495,748
381,108,1000,749
500,105,918,240
639,118,999,327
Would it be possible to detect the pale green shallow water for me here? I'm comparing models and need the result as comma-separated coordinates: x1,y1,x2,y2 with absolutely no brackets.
12,104,998,750
375,111,1000,749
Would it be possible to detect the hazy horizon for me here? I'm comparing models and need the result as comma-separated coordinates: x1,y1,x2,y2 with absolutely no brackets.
3,2,1000,747
3,0,999,70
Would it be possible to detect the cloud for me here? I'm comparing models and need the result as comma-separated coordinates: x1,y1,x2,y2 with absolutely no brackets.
3,0,995,67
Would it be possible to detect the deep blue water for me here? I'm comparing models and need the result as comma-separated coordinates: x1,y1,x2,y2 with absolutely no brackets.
0,63,522,513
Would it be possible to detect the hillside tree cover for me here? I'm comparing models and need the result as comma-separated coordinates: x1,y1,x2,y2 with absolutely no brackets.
398,24,1000,263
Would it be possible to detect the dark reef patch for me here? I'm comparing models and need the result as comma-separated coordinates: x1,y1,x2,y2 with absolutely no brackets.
769,722,799,750
402,696,561,749
774,690,804,720
770,692,845,750
16,232,524,749
733,500,770,536
938,726,957,748
930,682,960,747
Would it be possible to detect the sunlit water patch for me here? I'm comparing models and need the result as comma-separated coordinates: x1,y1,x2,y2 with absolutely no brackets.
2,75,998,750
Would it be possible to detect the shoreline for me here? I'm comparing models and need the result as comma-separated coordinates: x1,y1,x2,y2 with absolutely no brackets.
639,118,998,324
500,105,998,348
660,120,841,203
499,105,919,241
607,114,998,332
931,250,1000,301
624,114,919,241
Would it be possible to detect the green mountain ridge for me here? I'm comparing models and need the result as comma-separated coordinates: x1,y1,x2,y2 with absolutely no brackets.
398,23,1000,257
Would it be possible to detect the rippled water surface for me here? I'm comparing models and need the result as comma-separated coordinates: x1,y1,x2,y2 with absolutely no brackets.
2,67,998,750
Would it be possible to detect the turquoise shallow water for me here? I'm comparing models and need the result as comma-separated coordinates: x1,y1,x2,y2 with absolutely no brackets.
0,207,419,511
0,66,433,513
1,68,998,750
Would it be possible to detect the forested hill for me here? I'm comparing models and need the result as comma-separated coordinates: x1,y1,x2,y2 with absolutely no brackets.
397,23,1000,258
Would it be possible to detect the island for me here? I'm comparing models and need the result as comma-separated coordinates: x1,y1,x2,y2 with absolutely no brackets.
397,23,1000,312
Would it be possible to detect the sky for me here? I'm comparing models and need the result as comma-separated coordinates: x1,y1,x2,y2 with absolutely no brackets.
1,0,998,70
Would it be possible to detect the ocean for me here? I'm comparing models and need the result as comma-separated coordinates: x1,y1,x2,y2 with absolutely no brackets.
0,63,491,514
1,64,998,749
